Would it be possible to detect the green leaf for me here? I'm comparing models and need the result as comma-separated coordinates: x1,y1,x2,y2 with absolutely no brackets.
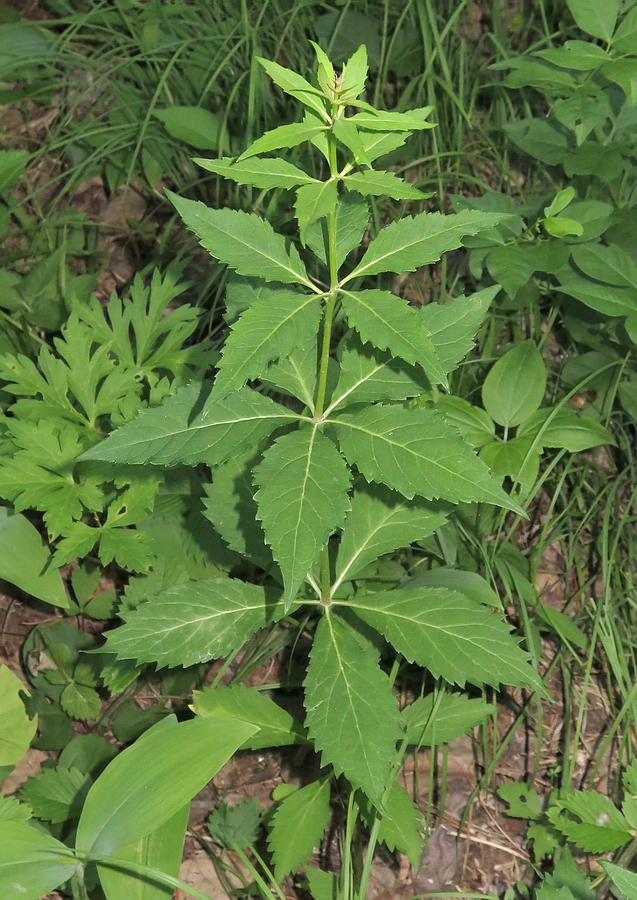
536,602,588,650
347,587,542,689
60,683,102,721
571,242,637,289
0,508,68,607
256,57,329,122
202,451,272,569
154,107,221,150
333,482,447,591
332,116,372,165
517,408,614,451
420,287,497,375
548,789,632,852
602,863,637,900
339,44,369,100
497,783,543,820
209,797,261,850
81,383,302,467
343,169,426,200
612,6,637,53
0,822,76,900
348,108,434,132
193,683,307,749
239,122,327,160
486,244,537,298
555,280,637,317
268,778,331,881
0,796,33,825
482,341,546,428
436,395,495,449
0,665,36,765
359,782,422,867
58,734,118,777
567,0,618,41
167,191,313,288
304,614,401,803
330,405,523,512
296,180,339,238
265,338,319,411
401,692,495,745
194,156,318,190
404,567,502,608
304,193,369,269
102,578,281,668
215,292,322,398
305,866,338,900
255,427,351,607
76,715,257,858
329,332,429,412
340,289,447,386
20,766,91,824
344,210,508,281
535,41,609,71
98,806,189,900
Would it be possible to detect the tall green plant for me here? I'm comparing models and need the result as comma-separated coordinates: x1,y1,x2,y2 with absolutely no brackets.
0,44,545,900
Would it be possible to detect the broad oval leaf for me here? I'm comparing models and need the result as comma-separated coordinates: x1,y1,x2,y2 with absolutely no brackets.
167,191,313,288
0,822,76,900
76,716,257,858
0,508,68,608
255,427,351,607
102,578,282,668
344,209,508,281
0,664,37,765
329,404,523,513
80,383,302,468
482,341,546,428
347,587,543,690
567,0,618,41
154,107,221,150
304,614,401,803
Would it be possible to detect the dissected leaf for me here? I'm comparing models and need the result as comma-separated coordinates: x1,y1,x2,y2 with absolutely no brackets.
304,614,401,804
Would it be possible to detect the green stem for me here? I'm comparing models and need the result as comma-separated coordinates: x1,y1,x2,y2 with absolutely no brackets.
234,845,287,900
341,789,359,900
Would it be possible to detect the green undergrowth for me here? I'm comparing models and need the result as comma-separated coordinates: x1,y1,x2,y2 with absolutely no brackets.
0,1,637,899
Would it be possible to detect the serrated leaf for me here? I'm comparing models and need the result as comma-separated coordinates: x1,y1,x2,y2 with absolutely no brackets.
60,683,102,721
345,210,508,281
268,778,330,881
497,782,543,820
167,191,312,288
548,790,631,852
255,427,351,607
482,342,546,428
76,716,257,858
193,683,307,749
305,866,338,900
103,578,283,668
346,587,542,690
20,766,91,824
359,781,422,867
602,863,637,900
333,117,372,165
0,664,36,765
436,395,495,449
328,332,429,412
344,170,426,200
0,796,33,825
239,122,327,160
348,108,434,132
209,798,261,850
304,193,369,269
304,614,401,803
215,292,322,399
401,693,495,745
265,337,318,411
340,289,447,385
0,822,76,900
256,57,329,121
296,180,339,238
330,404,523,512
81,383,302,467
194,156,318,190
202,451,272,569
333,482,447,591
